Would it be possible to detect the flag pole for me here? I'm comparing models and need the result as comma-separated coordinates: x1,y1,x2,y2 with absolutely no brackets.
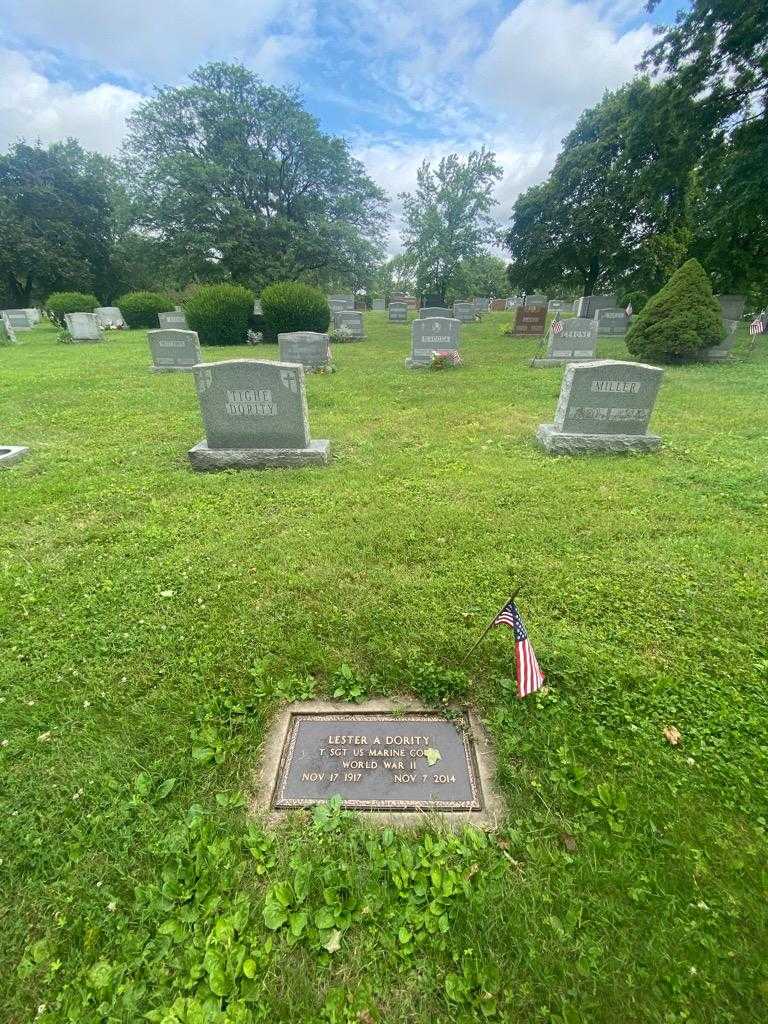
459,584,523,667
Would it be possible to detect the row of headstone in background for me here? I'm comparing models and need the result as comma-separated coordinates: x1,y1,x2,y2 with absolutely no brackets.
65,312,103,341
3,310,32,331
537,360,663,454
332,310,365,338
532,318,597,366
188,359,330,471
406,317,460,369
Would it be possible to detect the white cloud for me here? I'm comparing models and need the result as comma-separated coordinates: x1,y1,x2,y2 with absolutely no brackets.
473,0,655,122
0,49,141,153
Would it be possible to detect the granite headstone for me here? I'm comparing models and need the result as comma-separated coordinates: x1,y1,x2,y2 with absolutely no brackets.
332,310,365,339
278,331,331,371
595,307,628,336
372,298,386,310
419,306,451,319
0,315,19,345
3,310,31,331
65,312,103,341
407,317,461,368
531,317,598,367
95,306,126,328
388,301,408,323
576,294,616,318
158,310,188,330
148,329,202,372
512,303,547,336
453,301,475,323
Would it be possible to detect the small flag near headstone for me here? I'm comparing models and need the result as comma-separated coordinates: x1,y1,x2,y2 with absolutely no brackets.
625,303,633,316
749,316,764,335
551,313,564,335
493,600,545,698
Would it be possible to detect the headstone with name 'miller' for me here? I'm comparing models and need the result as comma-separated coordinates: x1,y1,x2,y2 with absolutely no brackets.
65,312,103,341
407,317,461,368
537,359,663,454
148,329,202,372
388,301,408,323
512,302,547,336
531,317,598,367
95,306,126,328
0,315,19,345
576,294,616,318
372,298,386,310
188,359,330,470
453,301,475,323
419,306,451,319
3,310,31,331
595,307,629,336
332,310,365,339
24,308,41,325
278,331,331,371
159,310,188,330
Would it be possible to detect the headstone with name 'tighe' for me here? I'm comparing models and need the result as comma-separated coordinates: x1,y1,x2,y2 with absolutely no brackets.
148,329,202,372
453,301,475,323
158,310,188,330
595,307,629,336
0,315,19,345
537,360,663,454
388,301,408,323
3,310,31,331
95,306,126,328
188,359,330,470
512,301,547,337
419,306,451,319
278,331,331,371
64,312,103,341
531,317,598,367
332,310,365,339
407,317,461,368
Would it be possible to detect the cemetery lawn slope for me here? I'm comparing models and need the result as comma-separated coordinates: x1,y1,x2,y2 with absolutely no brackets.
1,315,767,1023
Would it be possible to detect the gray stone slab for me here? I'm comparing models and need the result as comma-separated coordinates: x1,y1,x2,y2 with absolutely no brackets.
24,308,41,325
536,424,662,454
531,317,597,366
371,298,385,310
388,301,408,323
2,310,31,330
419,306,451,319
0,316,19,345
158,310,188,330
252,698,504,829
547,299,570,312
595,307,628,336
716,294,745,322
408,316,461,367
332,310,365,338
576,294,616,318
0,445,29,467
453,301,475,323
278,331,331,370
524,294,548,308
188,438,330,470
64,312,103,341
506,297,522,309
148,329,202,371
253,299,263,315
95,306,126,328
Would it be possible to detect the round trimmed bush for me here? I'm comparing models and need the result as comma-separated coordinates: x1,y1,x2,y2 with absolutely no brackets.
46,291,99,325
186,284,254,346
625,259,724,363
116,291,175,329
260,282,330,339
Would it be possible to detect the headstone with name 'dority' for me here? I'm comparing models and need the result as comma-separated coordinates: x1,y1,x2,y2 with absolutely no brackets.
332,310,365,339
453,301,475,323
512,301,547,337
0,315,19,345
24,308,41,325
159,310,188,330
595,307,629,336
95,306,126,328
490,298,506,312
148,329,202,372
537,360,663,455
388,301,408,323
3,310,31,330
64,312,103,341
531,317,597,367
372,298,386,311
576,294,616,318
419,306,451,319
188,359,330,471
278,331,331,371
548,299,570,312
407,316,461,369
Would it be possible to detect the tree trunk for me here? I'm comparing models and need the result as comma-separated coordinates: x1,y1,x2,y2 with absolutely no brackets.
583,257,601,295
7,272,33,306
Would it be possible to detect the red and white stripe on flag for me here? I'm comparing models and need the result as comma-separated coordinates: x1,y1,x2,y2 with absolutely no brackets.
749,318,764,335
515,638,545,698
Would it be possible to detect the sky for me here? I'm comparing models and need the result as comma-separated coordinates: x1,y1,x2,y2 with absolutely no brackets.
0,0,684,254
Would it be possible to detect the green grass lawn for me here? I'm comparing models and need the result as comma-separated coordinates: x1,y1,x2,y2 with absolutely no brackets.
2,314,767,1023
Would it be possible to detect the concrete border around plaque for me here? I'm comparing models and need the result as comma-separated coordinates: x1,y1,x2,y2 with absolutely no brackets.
0,445,29,468
251,698,503,829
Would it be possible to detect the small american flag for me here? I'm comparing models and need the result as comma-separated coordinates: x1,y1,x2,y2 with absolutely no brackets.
749,316,764,336
626,302,633,316
551,314,564,335
494,601,545,698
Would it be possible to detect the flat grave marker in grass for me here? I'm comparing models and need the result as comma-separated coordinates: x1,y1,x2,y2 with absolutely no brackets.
407,316,461,368
278,330,332,371
531,316,598,367
158,310,188,330
148,328,202,372
0,444,29,467
537,358,664,454
188,357,330,470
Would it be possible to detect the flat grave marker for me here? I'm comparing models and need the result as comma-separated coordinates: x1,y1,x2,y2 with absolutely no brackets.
278,331,331,371
148,329,202,372
188,358,330,471
531,317,597,367
158,310,188,330
407,317,460,368
0,445,29,468
537,359,664,454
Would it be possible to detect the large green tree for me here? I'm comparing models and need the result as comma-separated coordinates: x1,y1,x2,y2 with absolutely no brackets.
123,63,387,290
449,254,510,302
505,79,705,297
399,149,502,300
0,140,115,305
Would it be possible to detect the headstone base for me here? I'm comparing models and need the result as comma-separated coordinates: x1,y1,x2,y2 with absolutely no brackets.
188,439,330,471
405,357,429,369
536,424,661,455
150,365,196,373
530,356,595,368
0,445,29,467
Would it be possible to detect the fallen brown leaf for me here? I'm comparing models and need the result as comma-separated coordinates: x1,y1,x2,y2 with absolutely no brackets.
663,726,682,746
357,1012,375,1024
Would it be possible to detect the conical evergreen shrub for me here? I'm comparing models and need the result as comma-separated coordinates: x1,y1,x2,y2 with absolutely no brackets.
625,259,724,363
